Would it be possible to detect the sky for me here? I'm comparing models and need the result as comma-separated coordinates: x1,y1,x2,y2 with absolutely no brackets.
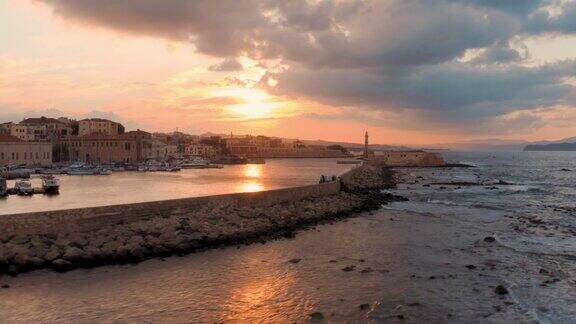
3,0,576,145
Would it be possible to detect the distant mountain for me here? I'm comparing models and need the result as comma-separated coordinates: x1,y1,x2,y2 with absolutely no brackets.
430,136,576,151
524,142,576,151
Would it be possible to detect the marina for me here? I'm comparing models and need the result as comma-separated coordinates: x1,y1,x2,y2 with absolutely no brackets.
0,158,356,215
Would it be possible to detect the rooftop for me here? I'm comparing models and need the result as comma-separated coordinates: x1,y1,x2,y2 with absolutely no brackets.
20,116,65,125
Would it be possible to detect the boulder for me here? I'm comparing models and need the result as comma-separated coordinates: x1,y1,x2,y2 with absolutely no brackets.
62,246,85,262
44,247,62,262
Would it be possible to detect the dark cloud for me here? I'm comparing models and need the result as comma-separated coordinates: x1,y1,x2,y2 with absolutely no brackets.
33,0,576,133
470,42,524,65
208,58,243,72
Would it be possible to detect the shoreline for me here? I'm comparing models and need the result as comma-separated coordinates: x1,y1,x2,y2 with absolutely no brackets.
0,164,404,275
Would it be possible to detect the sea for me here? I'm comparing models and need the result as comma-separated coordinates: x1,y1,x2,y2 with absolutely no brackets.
0,152,575,323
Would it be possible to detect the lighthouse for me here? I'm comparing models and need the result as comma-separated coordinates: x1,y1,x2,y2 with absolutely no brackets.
364,131,369,158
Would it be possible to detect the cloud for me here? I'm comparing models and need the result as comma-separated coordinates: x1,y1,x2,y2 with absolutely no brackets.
208,58,243,72
32,0,576,134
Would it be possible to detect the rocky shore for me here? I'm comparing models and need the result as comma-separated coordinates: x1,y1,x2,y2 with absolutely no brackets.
0,165,403,275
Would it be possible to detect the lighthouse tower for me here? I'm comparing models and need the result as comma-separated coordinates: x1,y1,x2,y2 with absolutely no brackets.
364,131,369,158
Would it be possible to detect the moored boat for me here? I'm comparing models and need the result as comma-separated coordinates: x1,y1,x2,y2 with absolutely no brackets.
42,175,60,194
67,162,99,175
14,179,34,195
179,157,210,168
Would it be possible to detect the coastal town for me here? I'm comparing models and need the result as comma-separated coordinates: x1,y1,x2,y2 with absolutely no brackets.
0,116,349,167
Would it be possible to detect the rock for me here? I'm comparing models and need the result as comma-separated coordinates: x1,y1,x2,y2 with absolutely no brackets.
466,264,477,270
309,312,324,320
288,258,302,264
63,246,85,262
483,236,496,243
44,247,62,262
359,303,370,310
51,259,73,272
13,254,30,268
28,257,45,268
360,267,373,274
561,168,572,172
1,283,9,289
495,285,509,295
341,265,356,272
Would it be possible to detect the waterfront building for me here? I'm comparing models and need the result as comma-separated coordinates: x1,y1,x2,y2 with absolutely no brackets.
10,123,47,141
123,130,153,162
185,143,218,158
0,134,53,166
20,117,73,140
78,118,124,136
59,134,139,164
148,140,178,161
224,135,347,158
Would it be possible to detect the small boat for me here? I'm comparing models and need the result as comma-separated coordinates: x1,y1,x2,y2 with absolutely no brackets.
67,162,99,176
98,169,112,176
179,157,210,168
40,167,67,175
42,175,60,194
15,179,34,195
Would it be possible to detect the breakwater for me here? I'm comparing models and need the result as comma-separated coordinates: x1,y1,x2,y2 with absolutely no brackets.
0,165,401,275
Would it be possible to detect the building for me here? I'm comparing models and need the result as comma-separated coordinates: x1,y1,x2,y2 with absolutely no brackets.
223,135,347,158
148,140,178,161
185,143,217,158
0,122,14,135
123,130,153,162
20,117,73,140
362,131,445,166
59,134,139,164
10,123,47,141
0,134,52,166
79,118,124,136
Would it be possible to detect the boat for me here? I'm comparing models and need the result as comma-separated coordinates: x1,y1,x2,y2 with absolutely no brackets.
67,162,99,176
14,179,34,195
97,168,112,176
41,175,60,194
0,177,7,197
40,167,67,175
179,157,211,169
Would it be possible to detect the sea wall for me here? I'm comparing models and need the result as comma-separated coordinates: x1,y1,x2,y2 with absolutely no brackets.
0,181,341,241
0,165,404,275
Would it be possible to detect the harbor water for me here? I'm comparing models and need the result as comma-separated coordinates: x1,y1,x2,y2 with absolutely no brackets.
0,158,353,215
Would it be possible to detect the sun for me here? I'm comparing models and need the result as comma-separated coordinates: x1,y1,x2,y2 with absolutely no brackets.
214,88,280,119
